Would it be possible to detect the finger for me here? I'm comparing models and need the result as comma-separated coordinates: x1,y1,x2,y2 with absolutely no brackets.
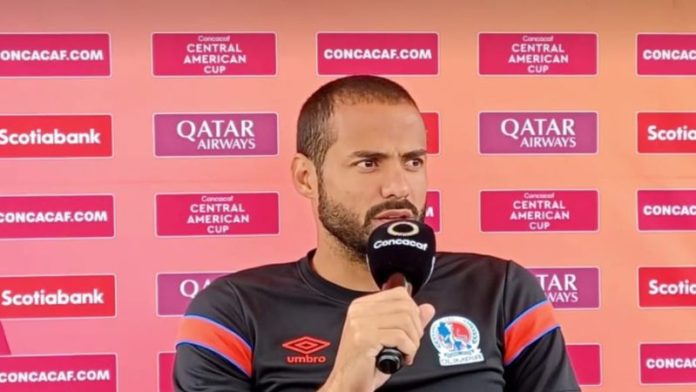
376,328,419,360
353,286,412,303
418,303,436,328
350,301,422,339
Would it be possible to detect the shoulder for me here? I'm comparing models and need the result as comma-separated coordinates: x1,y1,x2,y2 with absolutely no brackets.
434,251,512,277
433,251,542,295
195,260,302,303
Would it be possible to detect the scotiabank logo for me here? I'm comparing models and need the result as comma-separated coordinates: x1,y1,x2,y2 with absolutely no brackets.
529,268,600,309
638,112,696,153
638,34,696,75
480,190,599,232
0,354,117,392
156,193,279,237
283,336,330,365
638,190,696,231
479,33,597,75
317,32,438,75
0,34,110,77
639,267,696,307
152,33,276,76
479,112,597,154
0,275,115,319
422,112,439,154
567,344,602,386
0,115,112,158
0,195,115,239
154,113,278,157
641,343,696,384
158,352,174,392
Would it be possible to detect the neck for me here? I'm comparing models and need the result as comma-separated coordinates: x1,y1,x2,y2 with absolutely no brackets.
311,229,379,292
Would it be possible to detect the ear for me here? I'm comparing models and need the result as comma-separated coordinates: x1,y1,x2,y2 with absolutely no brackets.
291,153,318,199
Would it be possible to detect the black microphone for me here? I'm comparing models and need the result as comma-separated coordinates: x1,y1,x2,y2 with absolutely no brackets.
366,219,436,374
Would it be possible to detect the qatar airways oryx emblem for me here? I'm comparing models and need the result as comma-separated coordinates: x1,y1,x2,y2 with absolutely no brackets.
430,316,485,366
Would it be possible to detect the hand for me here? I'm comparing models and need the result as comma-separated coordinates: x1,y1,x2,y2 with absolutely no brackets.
319,287,436,392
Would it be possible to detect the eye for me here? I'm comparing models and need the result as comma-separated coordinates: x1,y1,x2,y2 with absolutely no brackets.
356,159,377,169
406,158,424,169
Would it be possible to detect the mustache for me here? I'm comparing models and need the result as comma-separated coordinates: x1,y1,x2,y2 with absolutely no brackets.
364,199,421,225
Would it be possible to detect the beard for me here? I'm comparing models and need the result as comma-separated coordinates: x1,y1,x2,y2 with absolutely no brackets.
317,178,425,264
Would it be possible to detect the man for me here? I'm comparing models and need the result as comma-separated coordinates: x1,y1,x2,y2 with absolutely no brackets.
174,75,580,391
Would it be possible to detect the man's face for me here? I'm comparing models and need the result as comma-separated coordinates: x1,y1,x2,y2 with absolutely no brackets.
317,101,428,261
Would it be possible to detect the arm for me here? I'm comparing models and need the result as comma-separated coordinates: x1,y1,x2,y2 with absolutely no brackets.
502,261,580,392
173,280,253,392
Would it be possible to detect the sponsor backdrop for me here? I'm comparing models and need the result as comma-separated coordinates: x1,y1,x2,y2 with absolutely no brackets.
0,0,694,391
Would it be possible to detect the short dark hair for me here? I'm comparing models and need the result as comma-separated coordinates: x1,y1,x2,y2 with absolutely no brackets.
296,75,419,169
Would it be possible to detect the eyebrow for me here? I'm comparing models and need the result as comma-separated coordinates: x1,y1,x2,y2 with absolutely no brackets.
348,149,427,160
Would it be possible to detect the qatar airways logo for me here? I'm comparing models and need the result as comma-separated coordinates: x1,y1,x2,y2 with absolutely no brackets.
0,275,115,319
0,115,112,158
638,113,696,153
479,112,597,154
638,34,696,75
530,268,600,309
638,190,696,231
157,272,228,316
640,267,696,307
154,113,277,157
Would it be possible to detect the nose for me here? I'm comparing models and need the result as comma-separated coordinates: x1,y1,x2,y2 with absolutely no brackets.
380,164,410,200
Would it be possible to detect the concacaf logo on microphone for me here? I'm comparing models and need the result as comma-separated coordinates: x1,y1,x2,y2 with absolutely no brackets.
373,221,428,251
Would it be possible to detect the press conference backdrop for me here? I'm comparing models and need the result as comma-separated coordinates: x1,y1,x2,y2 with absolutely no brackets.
0,0,695,391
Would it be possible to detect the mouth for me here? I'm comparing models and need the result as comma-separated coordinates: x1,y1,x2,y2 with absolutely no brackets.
371,209,415,224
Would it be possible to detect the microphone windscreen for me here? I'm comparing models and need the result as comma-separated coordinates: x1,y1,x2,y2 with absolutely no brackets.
366,219,436,295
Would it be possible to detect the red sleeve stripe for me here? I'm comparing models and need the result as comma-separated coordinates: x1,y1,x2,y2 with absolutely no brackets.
176,315,252,377
504,300,559,365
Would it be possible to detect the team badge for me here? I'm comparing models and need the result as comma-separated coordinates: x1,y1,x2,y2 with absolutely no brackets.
430,316,485,366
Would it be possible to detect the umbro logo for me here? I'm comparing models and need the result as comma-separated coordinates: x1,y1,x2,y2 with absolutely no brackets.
282,336,330,364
